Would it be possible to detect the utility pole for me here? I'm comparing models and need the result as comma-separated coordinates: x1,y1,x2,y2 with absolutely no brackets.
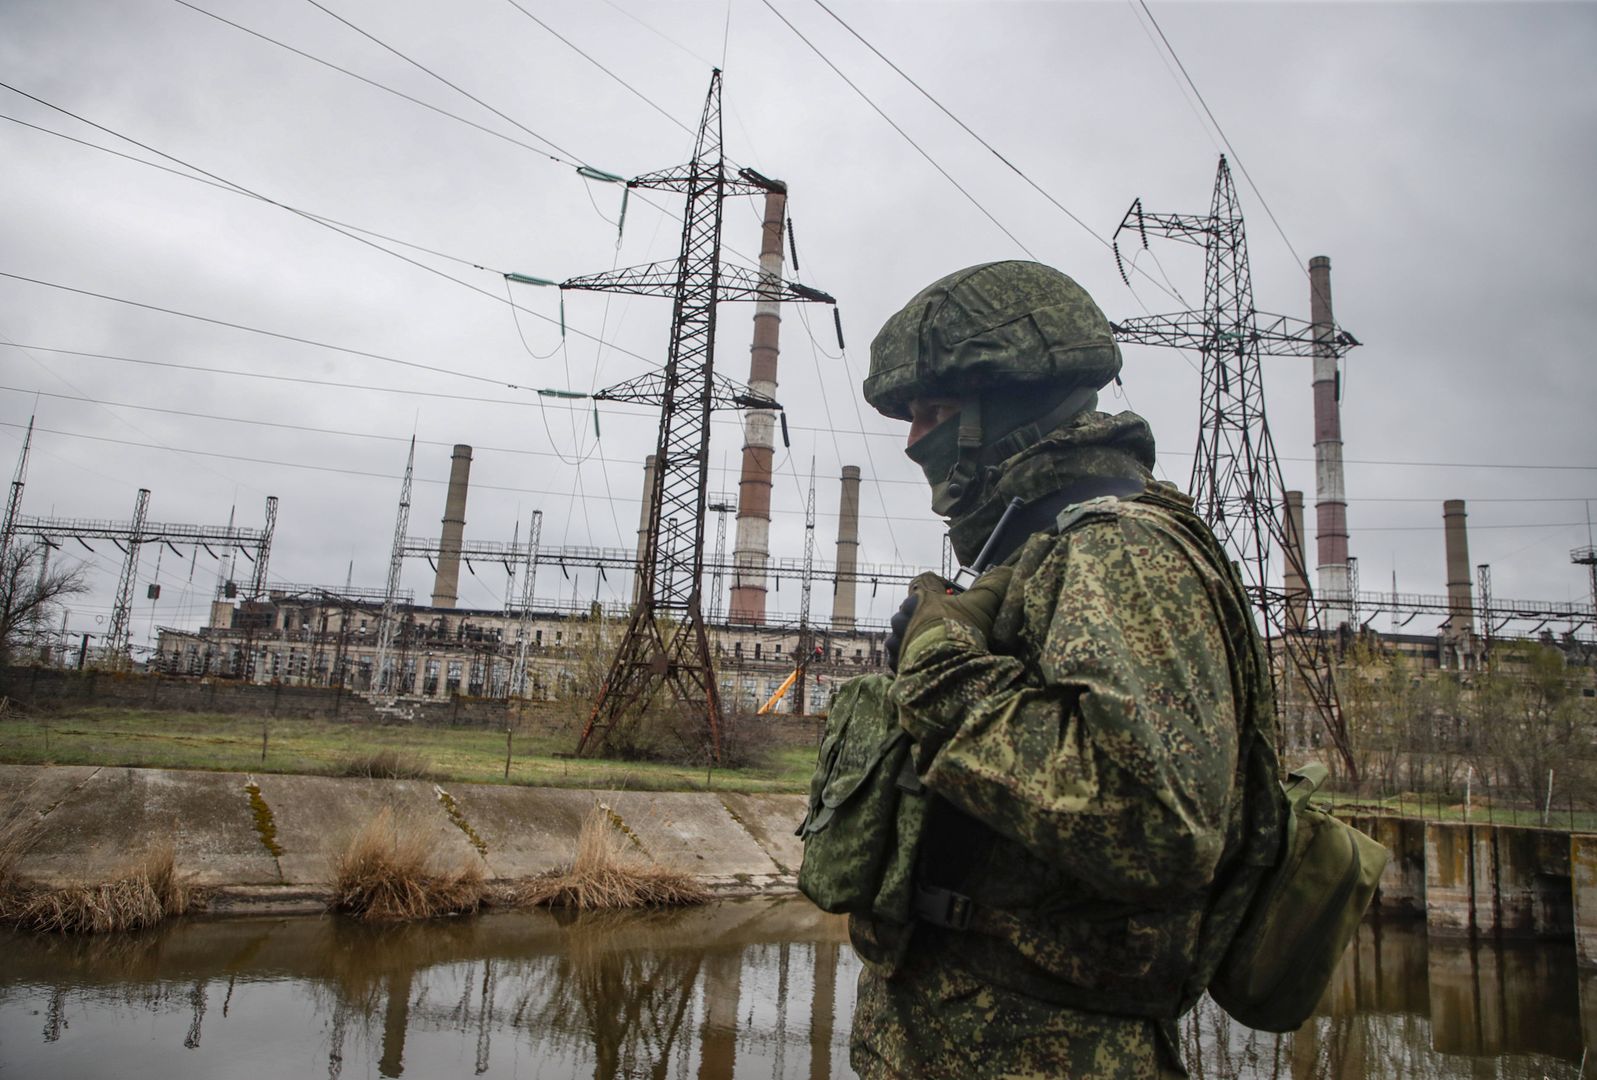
0,415,34,573
563,70,835,760
1111,156,1362,776
374,436,415,694
793,463,817,715
508,509,542,699
707,497,735,623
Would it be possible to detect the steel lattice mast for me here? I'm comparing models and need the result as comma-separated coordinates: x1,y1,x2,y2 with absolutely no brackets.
566,70,834,759
374,435,415,694
1111,156,1361,776
793,462,817,715
508,509,542,697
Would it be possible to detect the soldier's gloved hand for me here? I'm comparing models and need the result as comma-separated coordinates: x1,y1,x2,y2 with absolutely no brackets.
889,567,1014,673
883,589,922,673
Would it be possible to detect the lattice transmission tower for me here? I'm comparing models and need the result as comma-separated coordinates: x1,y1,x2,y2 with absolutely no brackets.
566,70,834,759
1111,156,1361,775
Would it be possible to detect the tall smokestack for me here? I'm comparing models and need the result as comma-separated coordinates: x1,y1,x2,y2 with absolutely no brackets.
635,454,657,602
730,187,788,625
1283,490,1310,628
1443,499,1474,644
431,444,472,608
832,466,861,630
1310,255,1350,628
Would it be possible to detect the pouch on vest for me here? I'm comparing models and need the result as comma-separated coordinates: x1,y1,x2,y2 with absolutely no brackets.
796,674,926,918
1209,763,1389,1032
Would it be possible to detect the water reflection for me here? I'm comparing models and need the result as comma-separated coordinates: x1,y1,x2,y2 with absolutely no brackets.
0,902,1588,1079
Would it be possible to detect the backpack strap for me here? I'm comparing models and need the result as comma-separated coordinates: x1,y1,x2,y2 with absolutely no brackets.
972,475,1146,571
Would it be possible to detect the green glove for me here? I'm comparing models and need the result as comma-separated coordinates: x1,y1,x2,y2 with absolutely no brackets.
896,566,1015,671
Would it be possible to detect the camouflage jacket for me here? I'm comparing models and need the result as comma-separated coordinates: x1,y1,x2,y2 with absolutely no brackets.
854,412,1282,1065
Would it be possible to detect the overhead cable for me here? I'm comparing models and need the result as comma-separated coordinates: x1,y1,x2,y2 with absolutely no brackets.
1133,0,1309,279
805,0,1183,305
758,0,1039,261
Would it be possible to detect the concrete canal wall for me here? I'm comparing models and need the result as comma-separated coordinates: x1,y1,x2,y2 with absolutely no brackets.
8,762,1597,962
1349,811,1597,965
0,764,808,912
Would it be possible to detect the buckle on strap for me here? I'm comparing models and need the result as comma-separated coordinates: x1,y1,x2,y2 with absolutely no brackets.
913,885,975,931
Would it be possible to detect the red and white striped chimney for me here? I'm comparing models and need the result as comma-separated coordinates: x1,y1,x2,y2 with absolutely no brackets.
729,188,787,625
1310,256,1351,627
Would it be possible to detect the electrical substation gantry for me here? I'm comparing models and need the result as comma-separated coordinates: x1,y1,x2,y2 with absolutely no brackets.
1110,156,1363,776
1,420,276,669
563,69,835,761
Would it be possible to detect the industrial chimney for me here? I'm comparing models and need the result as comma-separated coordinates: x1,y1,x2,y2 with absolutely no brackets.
832,466,861,630
431,444,472,608
1283,490,1310,628
1443,499,1474,647
1310,256,1351,628
729,187,788,625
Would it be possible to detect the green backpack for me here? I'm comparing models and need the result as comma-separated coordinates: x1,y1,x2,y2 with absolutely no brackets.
795,674,927,924
1209,763,1390,1032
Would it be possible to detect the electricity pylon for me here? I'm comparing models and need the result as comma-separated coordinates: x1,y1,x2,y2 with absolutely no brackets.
566,69,834,760
1111,156,1361,776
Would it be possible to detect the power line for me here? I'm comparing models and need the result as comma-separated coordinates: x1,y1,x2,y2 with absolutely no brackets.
804,0,1184,306
1132,0,1308,279
500,0,696,139
302,0,590,163
3,112,493,273
171,0,578,166
6,340,1592,478
757,0,1038,261
0,270,597,391
0,81,669,363
8,382,1594,505
0,420,899,521
168,0,766,274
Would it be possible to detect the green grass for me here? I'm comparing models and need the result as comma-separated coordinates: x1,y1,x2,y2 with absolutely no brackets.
0,707,815,793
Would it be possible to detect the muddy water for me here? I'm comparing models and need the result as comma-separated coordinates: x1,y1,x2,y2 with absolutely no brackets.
0,899,1589,1079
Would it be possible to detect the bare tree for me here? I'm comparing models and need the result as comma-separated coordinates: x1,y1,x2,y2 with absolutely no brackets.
0,540,87,673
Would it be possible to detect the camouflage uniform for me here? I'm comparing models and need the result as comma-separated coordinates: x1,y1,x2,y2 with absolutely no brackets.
849,264,1280,1079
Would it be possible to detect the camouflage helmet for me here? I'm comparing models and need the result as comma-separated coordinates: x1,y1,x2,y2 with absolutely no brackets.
864,261,1122,421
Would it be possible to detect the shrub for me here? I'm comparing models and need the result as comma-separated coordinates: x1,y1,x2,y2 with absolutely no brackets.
3,845,195,933
514,806,710,911
330,807,486,921
331,749,434,780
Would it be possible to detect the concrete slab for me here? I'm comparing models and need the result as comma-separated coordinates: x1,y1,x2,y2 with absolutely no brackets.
252,773,481,886
432,782,595,879
14,766,281,887
717,792,807,876
604,790,782,880
0,763,101,818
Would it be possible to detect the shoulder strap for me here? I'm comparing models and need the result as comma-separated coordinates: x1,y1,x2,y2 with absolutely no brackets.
978,475,1146,569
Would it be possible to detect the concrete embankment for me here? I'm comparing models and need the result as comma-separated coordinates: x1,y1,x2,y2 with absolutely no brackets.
0,764,808,913
1349,812,1597,966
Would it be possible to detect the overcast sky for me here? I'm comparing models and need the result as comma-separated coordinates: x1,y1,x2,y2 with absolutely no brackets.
2,0,1594,650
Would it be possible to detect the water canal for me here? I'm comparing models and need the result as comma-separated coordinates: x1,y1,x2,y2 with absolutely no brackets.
0,897,1588,1078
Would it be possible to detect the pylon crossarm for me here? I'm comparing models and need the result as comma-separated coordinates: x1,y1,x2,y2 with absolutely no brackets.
626,166,775,197
564,260,833,305
593,369,779,411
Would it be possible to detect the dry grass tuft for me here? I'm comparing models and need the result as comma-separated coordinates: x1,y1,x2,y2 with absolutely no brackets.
331,749,435,780
330,806,487,921
3,845,196,934
513,806,710,911
0,791,43,890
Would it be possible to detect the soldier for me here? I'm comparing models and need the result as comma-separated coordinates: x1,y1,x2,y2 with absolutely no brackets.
849,261,1282,1078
